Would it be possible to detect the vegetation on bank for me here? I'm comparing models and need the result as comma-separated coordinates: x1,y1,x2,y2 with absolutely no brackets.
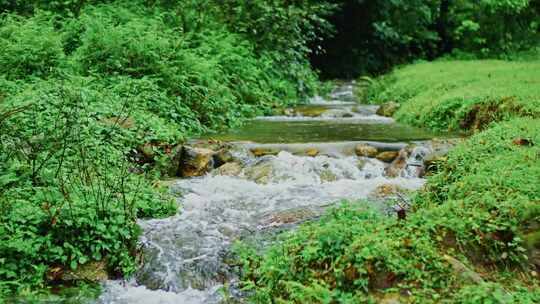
0,0,333,299
366,57,540,131
236,59,540,302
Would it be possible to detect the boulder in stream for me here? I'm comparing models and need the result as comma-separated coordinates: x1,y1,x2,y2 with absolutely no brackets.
216,162,242,177
243,162,273,184
251,147,280,157
178,146,215,177
355,144,379,158
385,147,411,177
305,147,319,157
376,151,399,163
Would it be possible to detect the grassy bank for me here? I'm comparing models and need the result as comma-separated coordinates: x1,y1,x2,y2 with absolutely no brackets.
366,58,540,131
236,59,540,302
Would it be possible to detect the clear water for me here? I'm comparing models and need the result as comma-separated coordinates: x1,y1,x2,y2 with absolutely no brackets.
97,83,438,304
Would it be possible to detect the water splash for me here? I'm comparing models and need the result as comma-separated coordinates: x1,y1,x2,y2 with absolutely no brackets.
98,151,425,304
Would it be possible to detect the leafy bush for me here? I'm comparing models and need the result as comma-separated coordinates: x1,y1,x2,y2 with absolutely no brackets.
0,15,64,80
0,82,176,295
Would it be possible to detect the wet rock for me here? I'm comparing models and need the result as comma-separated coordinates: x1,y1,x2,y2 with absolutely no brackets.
376,151,399,163
295,106,328,117
305,148,319,157
355,144,379,158
250,147,280,157
243,162,273,184
385,147,411,177
319,169,338,182
179,146,215,177
443,255,484,284
216,162,242,177
258,208,317,229
213,148,234,167
323,109,353,118
283,108,295,116
60,261,109,283
376,102,401,117
370,184,405,199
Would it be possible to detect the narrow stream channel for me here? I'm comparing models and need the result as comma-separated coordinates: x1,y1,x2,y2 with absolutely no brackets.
98,83,454,304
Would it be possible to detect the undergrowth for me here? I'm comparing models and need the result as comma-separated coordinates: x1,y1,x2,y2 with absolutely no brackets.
0,0,333,298
236,117,540,303
365,59,540,131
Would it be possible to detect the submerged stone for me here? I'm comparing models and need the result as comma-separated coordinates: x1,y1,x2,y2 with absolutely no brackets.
305,147,319,157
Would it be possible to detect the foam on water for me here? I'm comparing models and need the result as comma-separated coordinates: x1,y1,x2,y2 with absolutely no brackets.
98,151,425,304
254,115,394,123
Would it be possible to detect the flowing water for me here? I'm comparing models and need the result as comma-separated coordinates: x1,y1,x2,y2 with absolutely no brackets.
97,83,452,304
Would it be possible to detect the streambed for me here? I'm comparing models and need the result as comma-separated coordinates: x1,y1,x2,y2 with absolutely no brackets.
97,83,457,304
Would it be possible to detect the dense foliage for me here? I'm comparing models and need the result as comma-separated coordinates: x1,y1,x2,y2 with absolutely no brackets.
312,0,540,77
237,60,540,301
0,0,333,298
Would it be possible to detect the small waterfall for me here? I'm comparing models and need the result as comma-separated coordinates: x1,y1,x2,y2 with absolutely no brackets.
402,146,430,178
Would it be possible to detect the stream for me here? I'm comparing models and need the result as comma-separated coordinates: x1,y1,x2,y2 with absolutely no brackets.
97,83,455,304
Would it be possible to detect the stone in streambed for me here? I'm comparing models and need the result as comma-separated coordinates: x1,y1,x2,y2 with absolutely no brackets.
213,148,234,167
216,162,242,177
243,162,273,184
355,144,378,158
250,147,280,157
178,146,215,177
385,147,412,177
370,184,406,199
305,148,319,157
319,169,338,182
376,151,399,163
258,208,317,229
58,260,109,283
376,102,400,117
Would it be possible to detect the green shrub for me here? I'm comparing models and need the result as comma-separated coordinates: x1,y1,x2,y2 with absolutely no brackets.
0,15,64,80
0,80,176,295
